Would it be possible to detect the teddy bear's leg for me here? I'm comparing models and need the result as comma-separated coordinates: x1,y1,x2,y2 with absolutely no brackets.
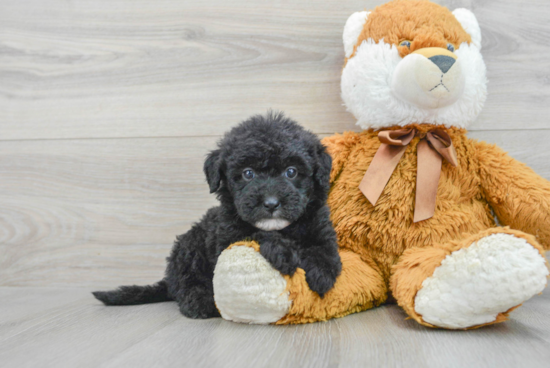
213,241,387,324
390,227,549,329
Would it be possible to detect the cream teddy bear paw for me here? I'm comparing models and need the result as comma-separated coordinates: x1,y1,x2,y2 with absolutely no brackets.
213,245,292,324
414,233,548,329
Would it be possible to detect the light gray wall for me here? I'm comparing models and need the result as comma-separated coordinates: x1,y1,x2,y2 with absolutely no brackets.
1,0,549,287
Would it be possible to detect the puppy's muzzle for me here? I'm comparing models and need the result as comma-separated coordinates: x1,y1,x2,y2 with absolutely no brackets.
254,218,291,231
255,196,289,231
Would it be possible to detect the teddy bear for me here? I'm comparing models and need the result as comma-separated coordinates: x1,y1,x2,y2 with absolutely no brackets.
211,0,550,329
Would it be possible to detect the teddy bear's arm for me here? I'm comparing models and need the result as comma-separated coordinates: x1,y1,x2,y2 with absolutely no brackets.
476,140,550,249
321,133,354,184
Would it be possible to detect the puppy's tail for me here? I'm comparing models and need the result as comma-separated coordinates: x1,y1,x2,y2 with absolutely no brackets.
92,279,172,306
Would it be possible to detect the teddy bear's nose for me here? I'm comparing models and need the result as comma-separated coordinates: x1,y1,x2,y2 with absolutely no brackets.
429,55,456,74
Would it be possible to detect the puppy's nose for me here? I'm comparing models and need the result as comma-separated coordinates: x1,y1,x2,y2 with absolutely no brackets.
263,197,280,211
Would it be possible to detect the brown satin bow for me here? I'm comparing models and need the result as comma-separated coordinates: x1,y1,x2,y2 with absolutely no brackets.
359,128,458,223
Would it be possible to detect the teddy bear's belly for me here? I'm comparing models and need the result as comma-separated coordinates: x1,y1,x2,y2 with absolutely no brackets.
327,160,495,278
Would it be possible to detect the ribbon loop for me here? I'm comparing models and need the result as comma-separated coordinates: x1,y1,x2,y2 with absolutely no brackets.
425,130,458,167
359,128,458,223
378,128,416,146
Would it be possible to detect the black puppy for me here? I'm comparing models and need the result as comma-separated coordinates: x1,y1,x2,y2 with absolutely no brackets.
93,112,341,319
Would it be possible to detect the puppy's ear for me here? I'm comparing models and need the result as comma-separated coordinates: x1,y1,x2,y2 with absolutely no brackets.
314,145,332,193
204,149,223,193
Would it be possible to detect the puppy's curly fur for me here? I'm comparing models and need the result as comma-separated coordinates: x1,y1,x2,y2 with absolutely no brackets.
93,112,341,319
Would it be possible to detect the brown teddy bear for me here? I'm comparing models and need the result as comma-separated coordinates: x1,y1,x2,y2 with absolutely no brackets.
212,0,550,329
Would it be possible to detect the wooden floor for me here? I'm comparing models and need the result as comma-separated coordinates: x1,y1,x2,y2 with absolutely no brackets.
1,285,550,368
2,0,550,366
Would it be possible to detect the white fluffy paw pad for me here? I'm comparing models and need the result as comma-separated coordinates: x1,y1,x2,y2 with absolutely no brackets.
414,233,549,329
213,245,291,324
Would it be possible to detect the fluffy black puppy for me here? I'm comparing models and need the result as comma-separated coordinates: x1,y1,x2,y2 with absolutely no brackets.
93,112,341,319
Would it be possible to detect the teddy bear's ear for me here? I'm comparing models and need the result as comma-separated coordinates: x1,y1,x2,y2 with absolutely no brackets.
343,11,370,58
452,8,482,50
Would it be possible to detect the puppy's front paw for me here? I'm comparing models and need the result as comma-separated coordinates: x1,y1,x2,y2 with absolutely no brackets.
301,253,341,298
304,267,337,298
255,233,299,276
265,249,300,276
261,244,300,276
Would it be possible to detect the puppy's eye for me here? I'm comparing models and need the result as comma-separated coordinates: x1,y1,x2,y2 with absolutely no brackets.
284,167,298,179
447,43,455,52
399,40,411,48
242,168,255,181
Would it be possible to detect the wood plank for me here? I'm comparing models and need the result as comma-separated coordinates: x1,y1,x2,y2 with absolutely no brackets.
1,0,550,141
0,286,549,368
0,131,550,287
0,137,218,287
468,130,550,169
1,131,549,287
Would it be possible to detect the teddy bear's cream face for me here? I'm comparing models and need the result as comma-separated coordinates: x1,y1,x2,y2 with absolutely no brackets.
341,4,487,130
391,47,465,109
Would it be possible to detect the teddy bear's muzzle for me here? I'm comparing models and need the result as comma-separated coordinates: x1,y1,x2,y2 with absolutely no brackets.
391,47,465,109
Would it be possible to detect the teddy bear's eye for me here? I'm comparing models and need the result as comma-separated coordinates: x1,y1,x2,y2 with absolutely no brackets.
242,168,255,181
399,40,411,48
447,43,455,52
